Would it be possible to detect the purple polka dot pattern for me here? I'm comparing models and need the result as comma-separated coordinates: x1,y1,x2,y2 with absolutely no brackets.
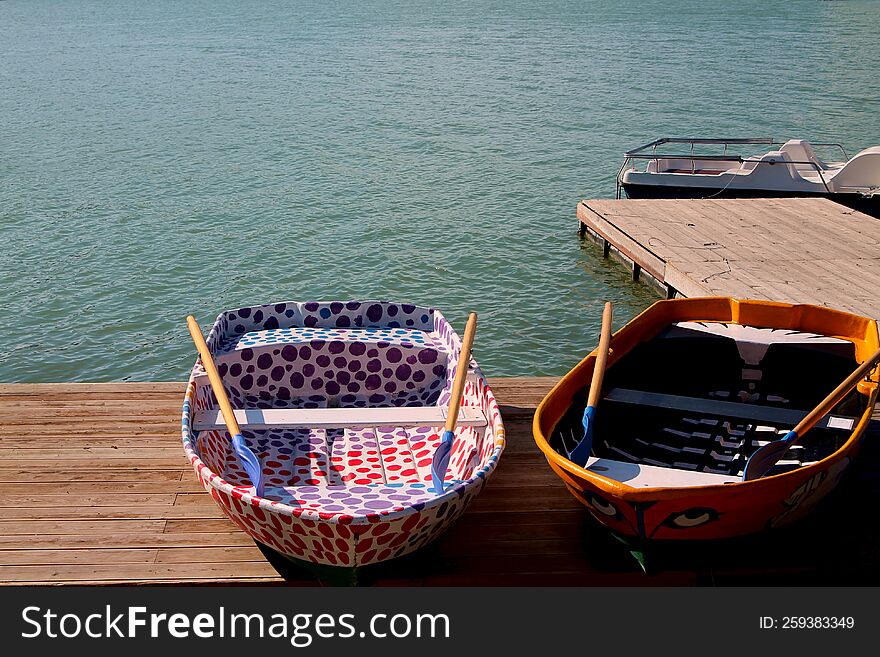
196,326,447,410
182,300,505,567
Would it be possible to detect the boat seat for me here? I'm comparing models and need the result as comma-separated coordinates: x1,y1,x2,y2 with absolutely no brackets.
779,139,826,172
583,457,739,487
193,325,451,409
216,326,447,355
192,405,488,430
828,146,880,191
603,388,856,431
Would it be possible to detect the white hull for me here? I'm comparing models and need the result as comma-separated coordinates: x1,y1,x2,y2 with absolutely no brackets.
618,139,880,208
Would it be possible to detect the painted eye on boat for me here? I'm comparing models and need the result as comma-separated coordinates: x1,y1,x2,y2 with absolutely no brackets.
662,507,721,529
583,493,622,519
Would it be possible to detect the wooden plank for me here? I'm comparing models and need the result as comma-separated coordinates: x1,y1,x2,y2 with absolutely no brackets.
3,439,183,449
0,549,159,565
0,448,187,459
0,390,182,402
0,481,200,494
0,532,255,550
0,493,178,508
154,546,265,563
0,382,183,395
0,520,168,535
0,562,281,584
0,403,181,415
0,505,226,520
163,518,239,533
0,470,185,483
2,460,187,470
0,420,178,430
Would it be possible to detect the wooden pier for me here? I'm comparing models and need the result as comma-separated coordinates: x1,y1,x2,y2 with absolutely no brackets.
2,198,880,586
578,197,880,318
1,379,880,586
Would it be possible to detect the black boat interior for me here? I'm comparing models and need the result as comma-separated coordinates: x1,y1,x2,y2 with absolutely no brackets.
552,323,869,479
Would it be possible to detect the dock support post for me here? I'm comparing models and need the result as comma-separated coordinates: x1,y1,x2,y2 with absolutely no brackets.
632,263,641,282
666,285,677,300
603,239,610,258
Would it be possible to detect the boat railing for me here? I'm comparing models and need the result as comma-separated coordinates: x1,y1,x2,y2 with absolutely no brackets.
616,138,849,198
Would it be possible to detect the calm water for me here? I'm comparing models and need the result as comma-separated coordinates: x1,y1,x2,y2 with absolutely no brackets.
1,0,878,382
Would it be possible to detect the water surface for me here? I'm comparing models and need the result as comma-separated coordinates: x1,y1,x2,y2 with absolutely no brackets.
1,0,877,381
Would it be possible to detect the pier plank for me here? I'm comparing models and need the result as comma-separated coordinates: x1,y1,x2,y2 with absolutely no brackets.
0,562,281,585
578,197,880,319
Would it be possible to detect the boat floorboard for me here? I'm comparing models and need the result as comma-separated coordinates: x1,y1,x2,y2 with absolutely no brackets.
1,380,879,586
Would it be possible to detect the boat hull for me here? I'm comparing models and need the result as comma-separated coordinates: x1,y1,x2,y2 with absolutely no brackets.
182,300,505,569
184,436,492,567
533,297,879,542
548,443,861,541
620,182,879,217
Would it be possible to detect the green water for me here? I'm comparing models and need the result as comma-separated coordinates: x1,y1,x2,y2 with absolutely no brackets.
1,0,878,381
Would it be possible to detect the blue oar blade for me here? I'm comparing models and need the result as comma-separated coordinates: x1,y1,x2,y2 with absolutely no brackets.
569,406,596,466
742,430,797,481
232,433,264,496
430,429,455,494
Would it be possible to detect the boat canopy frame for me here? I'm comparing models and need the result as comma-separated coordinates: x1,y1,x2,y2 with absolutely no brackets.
615,137,850,198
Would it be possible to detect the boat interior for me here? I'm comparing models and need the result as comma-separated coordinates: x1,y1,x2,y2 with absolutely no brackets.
186,301,499,503
644,140,842,178
552,322,869,485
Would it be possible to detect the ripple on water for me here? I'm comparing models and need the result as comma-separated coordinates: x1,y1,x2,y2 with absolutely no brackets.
0,0,877,381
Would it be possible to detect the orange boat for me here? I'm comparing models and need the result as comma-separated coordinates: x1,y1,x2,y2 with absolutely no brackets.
533,298,879,543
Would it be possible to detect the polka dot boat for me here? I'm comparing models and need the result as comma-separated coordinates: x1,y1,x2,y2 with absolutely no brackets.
181,300,505,569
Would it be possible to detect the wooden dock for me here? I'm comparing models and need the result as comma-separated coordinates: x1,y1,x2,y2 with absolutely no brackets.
578,197,880,318
2,379,880,586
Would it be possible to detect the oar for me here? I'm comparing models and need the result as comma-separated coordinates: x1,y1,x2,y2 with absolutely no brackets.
186,315,264,496
570,301,613,466
430,312,478,494
743,345,880,481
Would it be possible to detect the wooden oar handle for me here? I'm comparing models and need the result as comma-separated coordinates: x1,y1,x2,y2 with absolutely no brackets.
587,302,614,408
186,315,242,437
445,313,478,433
794,345,880,437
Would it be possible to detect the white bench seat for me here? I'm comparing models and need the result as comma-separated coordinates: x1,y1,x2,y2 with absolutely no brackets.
192,405,487,431
584,457,740,488
604,388,855,431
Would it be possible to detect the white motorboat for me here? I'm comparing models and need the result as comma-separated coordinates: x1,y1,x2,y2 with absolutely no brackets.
617,138,880,216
